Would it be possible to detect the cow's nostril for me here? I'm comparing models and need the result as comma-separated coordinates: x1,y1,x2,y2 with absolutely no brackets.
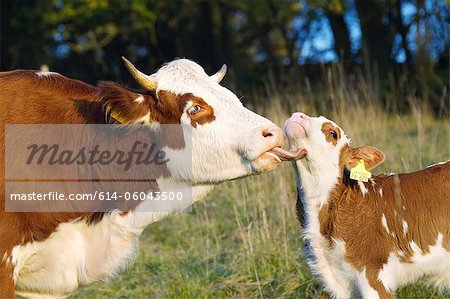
263,131,274,138
295,113,305,119
262,129,275,138
260,126,284,147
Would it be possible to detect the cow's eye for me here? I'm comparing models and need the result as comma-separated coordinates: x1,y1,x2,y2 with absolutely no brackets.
188,105,202,115
330,130,337,140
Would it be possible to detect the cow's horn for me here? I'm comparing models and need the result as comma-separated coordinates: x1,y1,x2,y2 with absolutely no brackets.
121,56,158,91
210,64,227,83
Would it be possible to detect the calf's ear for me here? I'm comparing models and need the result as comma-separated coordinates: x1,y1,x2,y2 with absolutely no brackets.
348,146,385,171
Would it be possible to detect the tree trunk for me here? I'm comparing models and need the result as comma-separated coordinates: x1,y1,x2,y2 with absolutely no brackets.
326,10,353,68
355,0,395,75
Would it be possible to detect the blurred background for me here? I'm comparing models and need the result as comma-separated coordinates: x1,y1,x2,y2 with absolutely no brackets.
1,0,448,113
1,1,450,298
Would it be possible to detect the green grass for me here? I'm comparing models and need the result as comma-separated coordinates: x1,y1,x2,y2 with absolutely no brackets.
73,82,450,298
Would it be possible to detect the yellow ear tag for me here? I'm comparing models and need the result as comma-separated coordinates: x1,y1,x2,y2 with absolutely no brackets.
350,159,372,182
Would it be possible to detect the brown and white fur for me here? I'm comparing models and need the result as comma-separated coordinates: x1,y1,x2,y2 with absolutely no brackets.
284,112,450,299
0,59,303,298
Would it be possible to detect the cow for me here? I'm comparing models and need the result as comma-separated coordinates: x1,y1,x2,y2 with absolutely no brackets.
284,112,450,299
0,58,304,298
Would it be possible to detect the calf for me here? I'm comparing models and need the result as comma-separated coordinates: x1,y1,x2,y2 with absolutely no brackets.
284,112,450,299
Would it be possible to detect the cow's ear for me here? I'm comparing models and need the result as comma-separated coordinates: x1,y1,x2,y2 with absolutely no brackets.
347,146,385,171
99,81,150,124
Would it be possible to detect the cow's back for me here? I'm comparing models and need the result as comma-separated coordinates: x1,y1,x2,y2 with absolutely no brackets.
0,70,99,125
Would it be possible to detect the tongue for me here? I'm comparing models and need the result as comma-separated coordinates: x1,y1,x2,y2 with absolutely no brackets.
269,147,307,161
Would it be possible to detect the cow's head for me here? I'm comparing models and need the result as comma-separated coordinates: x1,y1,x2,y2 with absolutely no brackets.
101,57,301,184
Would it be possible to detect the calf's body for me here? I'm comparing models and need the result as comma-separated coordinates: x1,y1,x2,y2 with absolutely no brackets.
285,112,450,299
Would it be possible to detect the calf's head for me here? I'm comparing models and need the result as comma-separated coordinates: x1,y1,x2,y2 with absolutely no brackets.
101,58,300,184
284,112,385,180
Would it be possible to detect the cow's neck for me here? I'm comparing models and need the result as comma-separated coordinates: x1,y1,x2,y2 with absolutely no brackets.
125,182,216,233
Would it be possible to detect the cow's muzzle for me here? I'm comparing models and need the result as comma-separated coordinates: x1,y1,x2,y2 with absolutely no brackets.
258,125,307,162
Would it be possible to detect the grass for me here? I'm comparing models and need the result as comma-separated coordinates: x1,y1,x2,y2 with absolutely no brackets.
73,75,450,298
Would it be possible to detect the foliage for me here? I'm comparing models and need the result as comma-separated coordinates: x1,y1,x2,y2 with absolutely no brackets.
1,0,448,98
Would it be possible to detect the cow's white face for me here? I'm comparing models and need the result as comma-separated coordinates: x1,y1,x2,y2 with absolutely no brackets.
103,58,300,184
154,59,287,183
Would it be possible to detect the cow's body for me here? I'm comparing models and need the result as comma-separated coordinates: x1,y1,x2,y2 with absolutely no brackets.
284,113,450,299
1,60,299,298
